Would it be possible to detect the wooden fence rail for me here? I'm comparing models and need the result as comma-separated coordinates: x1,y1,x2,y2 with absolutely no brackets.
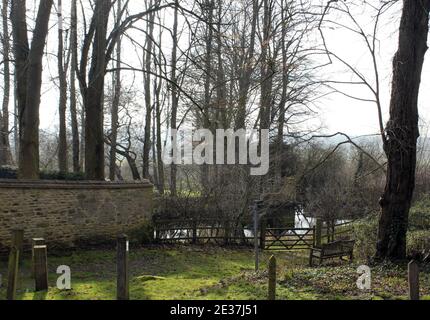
154,219,255,245
264,227,315,251
154,218,355,251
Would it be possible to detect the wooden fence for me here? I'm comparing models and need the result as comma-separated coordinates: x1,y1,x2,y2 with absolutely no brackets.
263,227,315,251
154,218,254,245
320,220,355,243
154,218,355,250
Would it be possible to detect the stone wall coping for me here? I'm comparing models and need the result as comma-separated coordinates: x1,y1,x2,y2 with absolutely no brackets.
0,179,153,190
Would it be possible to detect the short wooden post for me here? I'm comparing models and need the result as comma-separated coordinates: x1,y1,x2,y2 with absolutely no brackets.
117,235,129,300
326,220,331,243
268,255,277,300
192,220,197,244
155,224,160,243
6,229,24,300
315,219,322,247
331,219,335,241
408,260,420,300
224,220,230,245
259,219,267,250
33,245,49,292
32,238,45,278
253,202,260,271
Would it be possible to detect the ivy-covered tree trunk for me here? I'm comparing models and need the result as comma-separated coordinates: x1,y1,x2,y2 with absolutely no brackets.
376,0,430,261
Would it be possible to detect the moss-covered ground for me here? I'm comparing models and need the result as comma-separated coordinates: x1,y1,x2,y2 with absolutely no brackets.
0,246,429,300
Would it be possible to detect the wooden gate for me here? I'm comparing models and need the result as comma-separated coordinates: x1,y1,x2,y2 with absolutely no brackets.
263,227,315,251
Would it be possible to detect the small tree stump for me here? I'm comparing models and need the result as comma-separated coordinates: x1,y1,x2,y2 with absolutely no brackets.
33,245,49,292
268,255,277,300
117,234,129,300
7,229,24,300
408,260,420,300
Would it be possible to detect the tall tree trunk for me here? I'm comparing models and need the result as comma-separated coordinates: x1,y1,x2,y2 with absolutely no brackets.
0,0,12,166
142,0,155,180
57,0,68,173
170,0,179,196
79,102,85,171
376,0,430,261
13,72,18,162
201,0,214,194
10,0,28,169
215,2,228,187
155,41,164,194
70,0,80,173
276,0,289,185
155,84,164,194
84,0,111,180
11,0,53,179
259,0,273,191
235,0,259,130
109,0,121,181
151,95,159,187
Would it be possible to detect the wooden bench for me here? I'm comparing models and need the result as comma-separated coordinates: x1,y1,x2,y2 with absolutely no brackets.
309,240,355,267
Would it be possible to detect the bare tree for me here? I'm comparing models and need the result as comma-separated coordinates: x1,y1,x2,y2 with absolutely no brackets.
142,0,156,180
57,0,68,173
69,0,80,173
82,0,112,180
11,0,54,179
170,0,179,195
376,0,430,261
109,0,122,181
77,0,171,180
0,0,13,166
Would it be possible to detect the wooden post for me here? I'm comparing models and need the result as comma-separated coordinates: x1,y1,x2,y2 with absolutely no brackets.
315,219,322,247
6,229,24,300
253,202,260,272
259,219,267,250
117,235,129,300
33,245,49,292
326,220,331,243
192,220,197,244
224,220,230,245
155,223,160,243
408,260,420,300
32,238,45,278
268,255,277,300
331,219,335,242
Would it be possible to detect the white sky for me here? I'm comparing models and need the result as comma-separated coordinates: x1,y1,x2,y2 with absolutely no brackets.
33,0,430,139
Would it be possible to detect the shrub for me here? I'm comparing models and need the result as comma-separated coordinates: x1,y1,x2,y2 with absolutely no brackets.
39,170,86,181
407,230,430,256
409,195,430,230
0,166,85,181
128,221,155,245
352,195,430,261
0,166,17,179
352,213,379,261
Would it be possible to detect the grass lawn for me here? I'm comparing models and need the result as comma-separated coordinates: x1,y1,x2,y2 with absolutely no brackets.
0,246,429,300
